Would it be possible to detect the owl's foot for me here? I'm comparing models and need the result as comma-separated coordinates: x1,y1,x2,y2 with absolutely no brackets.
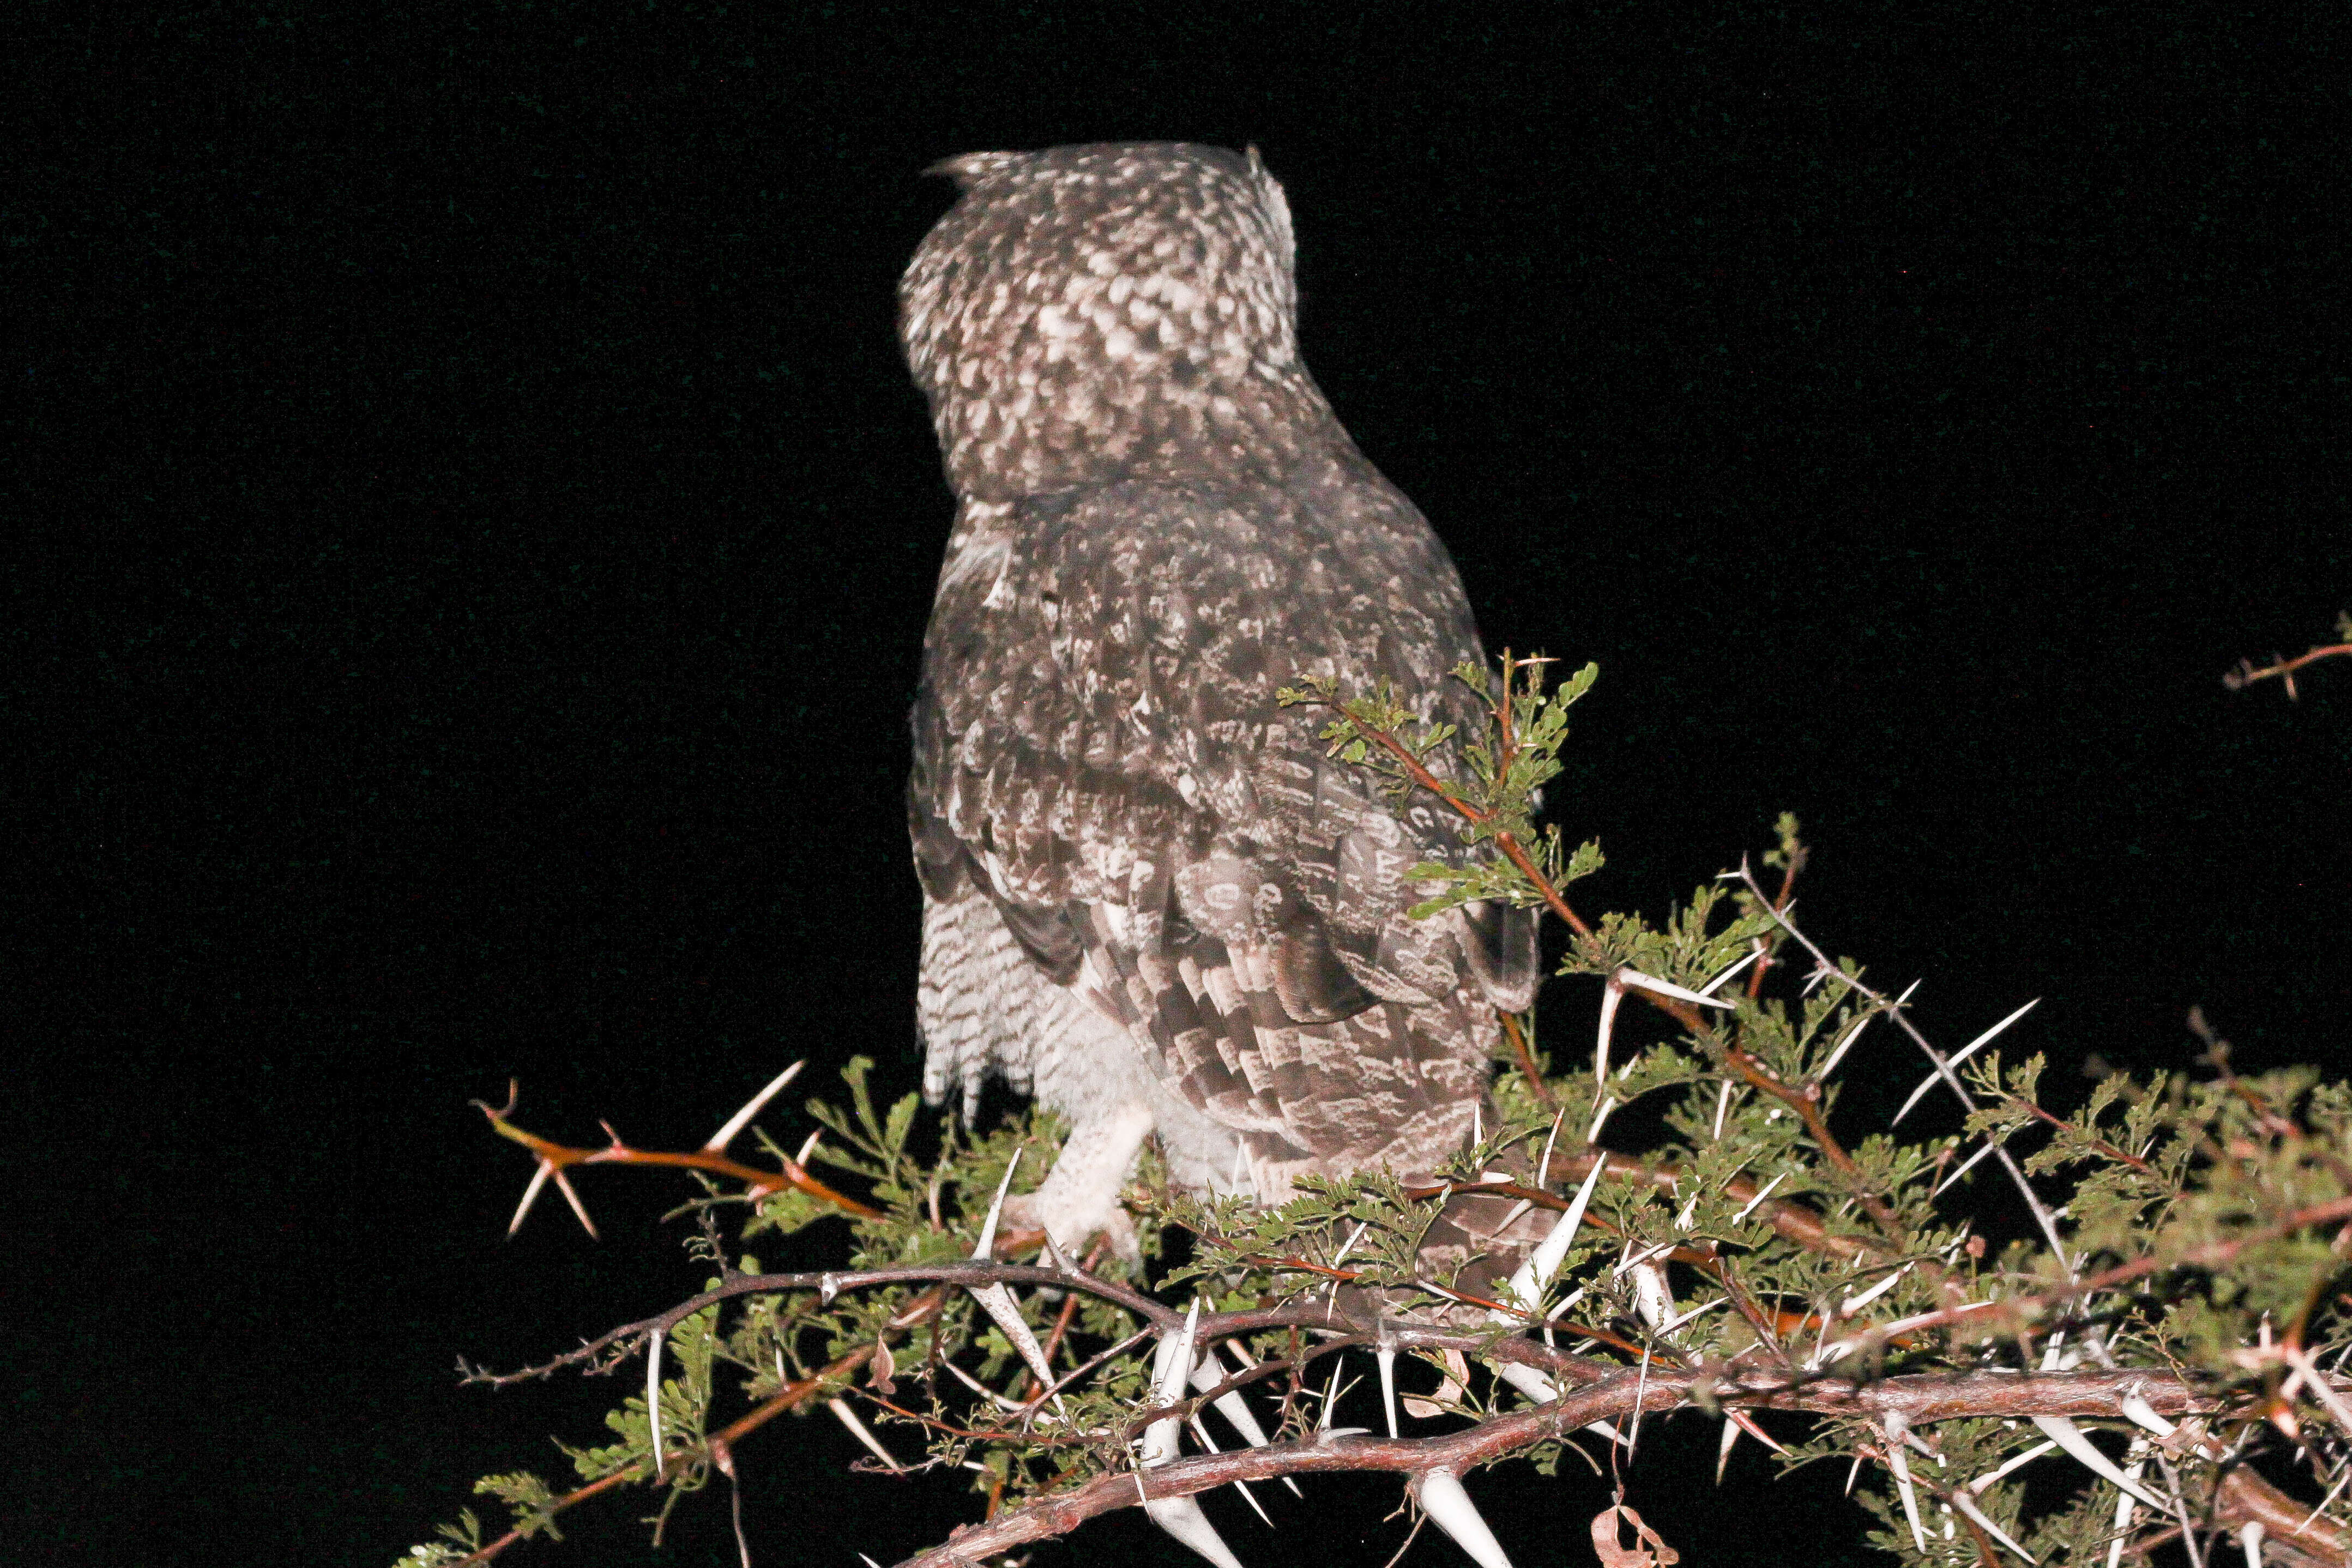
1004,1101,1154,1265
1002,1189,1139,1266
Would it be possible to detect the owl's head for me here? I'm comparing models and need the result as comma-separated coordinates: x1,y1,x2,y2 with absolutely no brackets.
899,143,1340,499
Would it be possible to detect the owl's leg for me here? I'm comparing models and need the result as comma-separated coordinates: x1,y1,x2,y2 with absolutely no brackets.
921,890,1166,1259
1004,1099,1154,1263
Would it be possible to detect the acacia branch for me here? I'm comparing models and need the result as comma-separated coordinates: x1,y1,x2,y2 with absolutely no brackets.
894,1365,2258,1567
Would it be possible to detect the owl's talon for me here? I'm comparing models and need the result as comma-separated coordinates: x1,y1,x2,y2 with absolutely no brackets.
1001,1191,1140,1266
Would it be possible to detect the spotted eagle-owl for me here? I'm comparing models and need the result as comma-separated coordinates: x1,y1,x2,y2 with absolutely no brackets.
903,143,1538,1259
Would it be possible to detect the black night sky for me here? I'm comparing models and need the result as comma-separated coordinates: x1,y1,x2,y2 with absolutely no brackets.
20,7,2347,1567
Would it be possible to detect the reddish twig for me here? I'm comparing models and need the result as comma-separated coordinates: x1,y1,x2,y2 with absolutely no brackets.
1746,839,1806,1000
2224,638,2352,699
1501,1011,1554,1106
1328,702,1597,940
474,1085,883,1221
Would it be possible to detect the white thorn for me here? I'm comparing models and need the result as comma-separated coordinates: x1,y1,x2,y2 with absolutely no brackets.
1187,1414,1276,1527
1330,1220,1370,1266
704,1060,804,1154
1674,1178,1700,1230
939,1358,1027,1413
795,1127,822,1167
1968,1438,2059,1494
647,1326,666,1480
969,1283,1063,1414
1504,1152,1610,1311
1732,1171,1787,1223
961,1160,1062,1412
1712,1077,1735,1140
1885,1415,1928,1553
1658,1293,1727,1335
1214,1344,1307,1504
1413,1468,1515,1568
2290,1343,2352,1443
1586,1095,1618,1144
2240,1520,2266,1566
1892,998,2040,1125
508,1159,554,1237
1470,1101,1482,1149
1629,1344,1654,1455
1730,1410,1789,1456
1537,1106,1566,1185
1495,1361,1558,1406
2032,1416,2167,1511
1317,1355,1344,1432
1143,1493,1246,1568
2118,1393,2178,1442
1544,1283,1589,1323
1377,1346,1398,1438
1815,1007,1875,1080
1144,1300,1204,1460
1626,1258,1671,1329
861,1556,884,1567
1619,966,1738,1010
1594,973,1625,1087
1933,1136,2001,1197
1717,1416,1741,1483
1840,1263,1912,1317
2107,1443,2148,1568
1190,1354,1300,1495
1846,1452,1864,1495
973,1151,1021,1258
1700,950,1760,996
1139,1310,1246,1566
2297,1467,2352,1534
551,1167,599,1240
827,1397,903,1470
1950,1488,2039,1563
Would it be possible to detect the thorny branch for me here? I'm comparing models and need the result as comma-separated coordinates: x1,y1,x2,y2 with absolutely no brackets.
894,1367,2296,1568
474,1078,883,1225
411,653,2352,1568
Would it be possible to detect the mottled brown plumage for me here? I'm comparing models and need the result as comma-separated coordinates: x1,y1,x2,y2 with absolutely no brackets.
903,143,1536,1257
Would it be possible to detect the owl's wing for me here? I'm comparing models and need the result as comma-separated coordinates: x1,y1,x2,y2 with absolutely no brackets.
910,472,1538,1177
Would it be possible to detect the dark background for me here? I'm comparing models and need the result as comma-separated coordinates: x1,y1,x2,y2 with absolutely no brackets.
16,5,2346,1566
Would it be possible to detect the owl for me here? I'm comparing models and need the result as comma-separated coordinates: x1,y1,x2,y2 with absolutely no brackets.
902,143,1538,1261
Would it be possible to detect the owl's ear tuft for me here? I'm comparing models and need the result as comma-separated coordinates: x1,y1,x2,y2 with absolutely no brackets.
925,151,1025,190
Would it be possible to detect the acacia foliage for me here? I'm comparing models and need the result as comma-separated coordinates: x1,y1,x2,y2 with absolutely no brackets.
400,660,2352,1568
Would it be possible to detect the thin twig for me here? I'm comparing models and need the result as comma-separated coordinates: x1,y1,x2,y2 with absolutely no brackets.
475,1087,883,1220
2224,640,2352,698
